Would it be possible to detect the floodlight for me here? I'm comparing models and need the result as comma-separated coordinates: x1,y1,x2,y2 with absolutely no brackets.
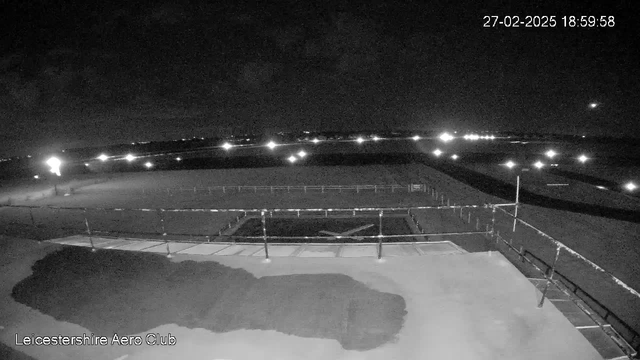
439,132,454,142
412,135,421,141
451,154,459,160
297,150,307,158
433,149,442,157
34,175,39,179
176,157,182,161
588,102,598,109
267,141,277,150
84,163,89,166
533,161,545,169
222,142,233,150
311,138,320,144
545,150,557,159
125,154,136,162
624,182,637,192
144,162,153,169
287,155,297,163
97,154,109,162
46,157,62,176
356,137,365,144
504,160,516,169
577,154,589,163
372,135,380,142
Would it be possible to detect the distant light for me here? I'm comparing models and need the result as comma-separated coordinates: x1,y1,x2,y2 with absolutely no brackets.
311,138,320,144
287,155,297,163
46,157,62,176
596,185,607,190
624,182,637,192
545,150,557,159
84,163,89,166
577,154,589,163
97,154,109,162
144,162,153,169
433,149,443,157
451,154,459,160
372,135,380,142
582,135,586,138
222,142,233,150
34,175,39,179
533,161,545,169
412,135,421,141
588,102,599,109
439,132,454,142
297,150,307,158
356,137,365,144
490,135,496,140
27,155,32,158
504,160,517,169
125,154,136,162
266,141,277,150
175,157,182,161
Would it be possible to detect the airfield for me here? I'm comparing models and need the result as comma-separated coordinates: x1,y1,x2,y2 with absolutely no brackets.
1,145,638,359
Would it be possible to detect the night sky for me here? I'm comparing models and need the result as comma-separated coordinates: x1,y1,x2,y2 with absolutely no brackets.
2,0,638,156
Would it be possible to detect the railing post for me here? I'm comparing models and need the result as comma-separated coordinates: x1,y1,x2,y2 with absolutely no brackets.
491,205,496,236
261,211,269,260
538,246,562,308
467,211,471,223
223,186,226,193
84,209,95,252
377,210,383,260
28,207,36,229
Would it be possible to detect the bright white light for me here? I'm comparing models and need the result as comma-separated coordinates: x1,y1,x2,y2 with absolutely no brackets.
176,157,182,161
433,149,442,157
287,155,297,163
97,154,109,162
297,150,307,158
439,132,454,142
311,138,320,144
504,160,516,169
596,186,607,190
34,175,39,179
577,154,589,163
356,137,365,144
144,162,153,169
125,154,136,162
266,141,277,150
372,136,380,142
84,163,89,166
222,142,233,150
490,135,496,140
589,102,598,109
46,157,61,176
412,135,421,141
451,154,459,160
533,161,545,169
545,150,557,159
624,182,637,191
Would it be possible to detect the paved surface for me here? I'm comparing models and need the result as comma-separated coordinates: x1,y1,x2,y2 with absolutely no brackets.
0,236,608,360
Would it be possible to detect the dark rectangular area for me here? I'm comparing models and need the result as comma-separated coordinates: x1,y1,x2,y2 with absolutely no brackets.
233,217,413,243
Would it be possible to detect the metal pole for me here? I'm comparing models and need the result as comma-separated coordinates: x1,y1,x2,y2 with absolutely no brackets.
491,205,496,237
538,246,562,308
84,209,95,252
377,210,383,259
28,207,36,228
261,211,269,260
158,210,171,258
513,175,520,232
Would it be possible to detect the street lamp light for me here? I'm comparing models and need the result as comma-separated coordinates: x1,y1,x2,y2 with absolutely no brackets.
433,149,442,157
297,150,307,158
533,161,545,169
504,160,517,169
46,157,62,176
451,154,459,160
577,154,589,163
439,132,454,142
266,141,277,150
144,162,153,169
222,142,233,150
287,155,297,163
311,138,320,144
97,154,109,162
412,135,421,141
125,154,136,162
356,137,365,144
624,182,637,192
545,150,557,159
372,135,380,142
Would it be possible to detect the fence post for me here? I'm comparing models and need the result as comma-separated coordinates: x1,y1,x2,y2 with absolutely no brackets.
375,185,377,193
223,186,226,193
261,211,269,260
304,186,307,193
520,246,525,262
271,186,274,193
491,205,496,236
377,210,383,260
476,217,480,230
208,187,211,195
84,209,95,252
356,185,359,193
467,211,471,223
194,187,197,193
538,246,562,308
288,186,290,193
440,195,444,205
158,209,171,258
321,185,324,193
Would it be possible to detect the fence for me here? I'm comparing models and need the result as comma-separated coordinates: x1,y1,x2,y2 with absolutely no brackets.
80,184,429,195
